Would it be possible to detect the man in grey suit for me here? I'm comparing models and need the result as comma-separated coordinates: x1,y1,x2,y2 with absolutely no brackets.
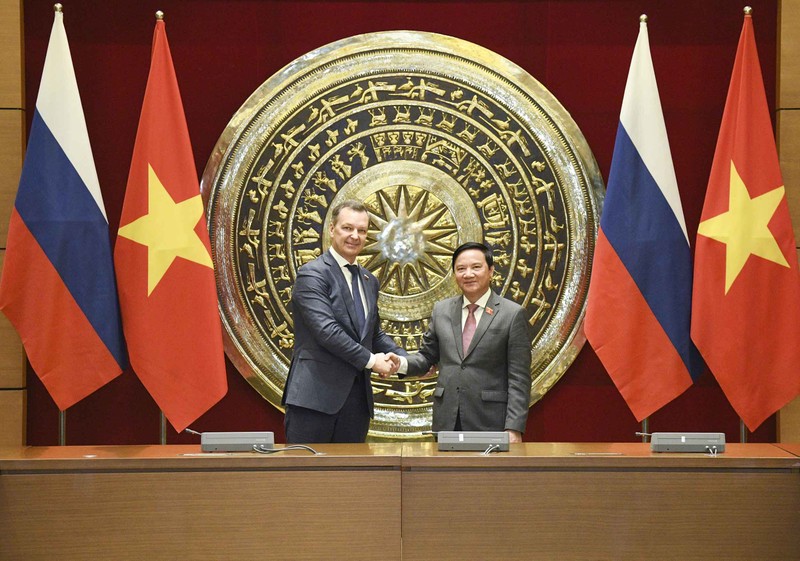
391,242,532,442
282,200,402,443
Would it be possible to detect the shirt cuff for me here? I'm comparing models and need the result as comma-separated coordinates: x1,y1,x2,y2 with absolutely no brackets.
365,353,376,370
398,356,409,374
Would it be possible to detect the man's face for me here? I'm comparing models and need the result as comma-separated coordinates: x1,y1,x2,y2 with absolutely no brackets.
454,248,493,302
329,207,369,263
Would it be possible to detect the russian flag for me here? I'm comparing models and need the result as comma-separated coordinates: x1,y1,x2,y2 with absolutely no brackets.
0,7,126,410
584,16,703,421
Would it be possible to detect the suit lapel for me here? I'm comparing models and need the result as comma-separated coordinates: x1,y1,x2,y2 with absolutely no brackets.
464,292,500,359
324,251,361,339
450,297,465,360
357,264,374,339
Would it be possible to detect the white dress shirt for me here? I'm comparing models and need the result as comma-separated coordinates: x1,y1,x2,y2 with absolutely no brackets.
397,288,492,374
329,248,374,370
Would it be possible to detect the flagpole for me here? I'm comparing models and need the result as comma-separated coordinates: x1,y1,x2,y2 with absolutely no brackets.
160,411,167,445
640,418,649,443
58,409,66,445
742,10,753,436
52,2,65,449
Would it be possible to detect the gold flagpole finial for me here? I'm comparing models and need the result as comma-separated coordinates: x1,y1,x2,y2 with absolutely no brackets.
54,3,63,13
744,6,753,16
156,10,164,21
639,14,648,24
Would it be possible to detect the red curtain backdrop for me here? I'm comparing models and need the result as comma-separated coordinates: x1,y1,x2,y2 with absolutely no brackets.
21,0,779,445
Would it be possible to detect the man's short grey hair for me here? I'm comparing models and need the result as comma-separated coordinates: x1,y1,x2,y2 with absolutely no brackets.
330,199,368,224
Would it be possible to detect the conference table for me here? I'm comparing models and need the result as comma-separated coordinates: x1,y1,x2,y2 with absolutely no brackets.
1,442,798,560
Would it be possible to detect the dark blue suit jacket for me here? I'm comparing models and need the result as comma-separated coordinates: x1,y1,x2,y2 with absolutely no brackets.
282,250,402,416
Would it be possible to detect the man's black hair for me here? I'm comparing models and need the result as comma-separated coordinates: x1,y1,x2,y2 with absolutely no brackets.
451,242,493,270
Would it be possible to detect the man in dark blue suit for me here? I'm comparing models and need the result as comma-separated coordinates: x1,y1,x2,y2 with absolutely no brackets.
282,200,403,443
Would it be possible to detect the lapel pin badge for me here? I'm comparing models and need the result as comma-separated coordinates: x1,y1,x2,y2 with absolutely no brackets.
486,307,494,315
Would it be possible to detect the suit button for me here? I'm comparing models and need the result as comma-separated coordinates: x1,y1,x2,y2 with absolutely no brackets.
460,364,466,370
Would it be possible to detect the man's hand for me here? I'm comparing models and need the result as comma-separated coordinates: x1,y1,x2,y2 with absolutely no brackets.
372,353,399,378
385,352,402,370
506,430,522,444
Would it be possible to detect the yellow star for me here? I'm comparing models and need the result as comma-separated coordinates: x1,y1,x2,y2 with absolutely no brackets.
118,164,212,295
697,160,788,294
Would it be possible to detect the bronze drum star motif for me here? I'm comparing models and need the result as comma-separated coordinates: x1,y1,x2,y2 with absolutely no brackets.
200,31,604,439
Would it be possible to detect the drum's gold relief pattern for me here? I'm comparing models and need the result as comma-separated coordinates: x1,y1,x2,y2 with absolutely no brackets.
202,32,603,439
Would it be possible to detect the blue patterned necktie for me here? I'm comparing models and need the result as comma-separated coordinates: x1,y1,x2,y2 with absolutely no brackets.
345,264,366,335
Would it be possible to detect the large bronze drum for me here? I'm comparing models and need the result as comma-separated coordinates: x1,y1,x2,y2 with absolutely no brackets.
201,31,604,439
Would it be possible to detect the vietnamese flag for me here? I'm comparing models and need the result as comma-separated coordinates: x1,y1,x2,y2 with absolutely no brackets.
114,13,227,432
691,9,800,431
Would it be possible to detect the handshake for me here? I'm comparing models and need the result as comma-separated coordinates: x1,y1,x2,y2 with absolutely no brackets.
372,352,402,378
371,353,437,379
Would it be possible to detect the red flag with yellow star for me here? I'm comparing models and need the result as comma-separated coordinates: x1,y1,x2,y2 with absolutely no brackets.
114,15,226,432
691,10,800,431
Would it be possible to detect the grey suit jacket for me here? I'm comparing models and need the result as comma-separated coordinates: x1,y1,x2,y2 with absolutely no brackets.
282,250,401,416
406,291,532,433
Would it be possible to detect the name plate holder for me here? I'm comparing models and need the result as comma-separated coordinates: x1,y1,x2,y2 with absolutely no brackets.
200,431,275,452
650,432,726,454
437,431,510,452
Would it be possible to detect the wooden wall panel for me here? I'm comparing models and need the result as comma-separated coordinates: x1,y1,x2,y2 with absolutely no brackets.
0,316,23,388
0,0,24,448
778,0,800,443
0,389,25,446
0,0,23,107
779,396,800,442
0,0,23,246
778,0,800,108
0,0,23,244
780,110,800,249
0,110,23,247
0,255,24,388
